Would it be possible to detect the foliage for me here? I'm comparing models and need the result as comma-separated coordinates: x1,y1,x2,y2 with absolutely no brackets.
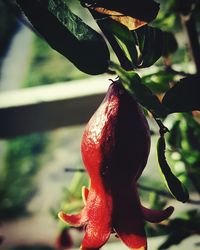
17,0,109,75
167,113,200,194
0,133,47,220
23,35,88,87
13,0,200,248
51,172,88,249
58,172,88,215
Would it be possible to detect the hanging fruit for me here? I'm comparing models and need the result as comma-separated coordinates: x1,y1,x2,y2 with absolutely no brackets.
59,80,174,250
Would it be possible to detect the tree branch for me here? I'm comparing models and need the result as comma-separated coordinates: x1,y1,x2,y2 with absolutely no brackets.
64,168,86,173
181,13,200,74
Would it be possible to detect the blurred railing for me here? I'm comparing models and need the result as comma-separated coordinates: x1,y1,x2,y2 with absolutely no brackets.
0,75,110,138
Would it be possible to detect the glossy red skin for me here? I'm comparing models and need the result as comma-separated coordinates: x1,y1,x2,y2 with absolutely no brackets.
81,81,150,187
59,81,174,250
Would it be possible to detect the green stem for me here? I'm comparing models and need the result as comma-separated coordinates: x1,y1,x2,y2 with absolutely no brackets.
153,116,169,136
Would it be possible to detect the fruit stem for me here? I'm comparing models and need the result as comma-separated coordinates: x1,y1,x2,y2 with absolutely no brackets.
153,116,169,136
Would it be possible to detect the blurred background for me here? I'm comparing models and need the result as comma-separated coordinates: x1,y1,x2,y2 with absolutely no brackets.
0,0,200,249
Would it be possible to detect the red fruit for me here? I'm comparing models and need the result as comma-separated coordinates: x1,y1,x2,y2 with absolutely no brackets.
81,80,150,185
59,80,174,250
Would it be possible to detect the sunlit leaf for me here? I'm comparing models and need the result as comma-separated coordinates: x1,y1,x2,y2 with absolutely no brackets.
157,135,189,203
162,75,200,113
142,70,174,94
92,8,146,30
97,18,138,67
149,192,167,210
17,0,110,75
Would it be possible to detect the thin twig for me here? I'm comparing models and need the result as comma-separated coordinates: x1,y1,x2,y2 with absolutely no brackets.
64,168,86,173
138,183,200,205
138,183,173,198
181,13,200,74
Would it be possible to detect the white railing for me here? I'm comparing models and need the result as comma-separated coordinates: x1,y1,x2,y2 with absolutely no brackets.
0,75,111,138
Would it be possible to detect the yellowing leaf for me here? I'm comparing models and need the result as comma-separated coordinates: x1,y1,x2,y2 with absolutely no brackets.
93,7,147,30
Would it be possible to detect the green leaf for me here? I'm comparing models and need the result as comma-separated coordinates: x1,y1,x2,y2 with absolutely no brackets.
97,18,137,68
142,70,175,93
94,21,165,69
132,25,163,67
162,75,200,113
167,120,182,149
81,0,160,22
110,62,168,117
17,0,110,75
157,135,189,203
162,31,178,57
184,113,200,150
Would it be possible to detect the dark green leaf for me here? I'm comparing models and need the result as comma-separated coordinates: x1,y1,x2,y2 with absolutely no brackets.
162,31,178,57
162,75,200,113
157,135,189,203
184,113,200,150
17,0,109,75
167,120,182,149
96,22,165,69
110,63,168,117
82,0,160,22
132,25,163,67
